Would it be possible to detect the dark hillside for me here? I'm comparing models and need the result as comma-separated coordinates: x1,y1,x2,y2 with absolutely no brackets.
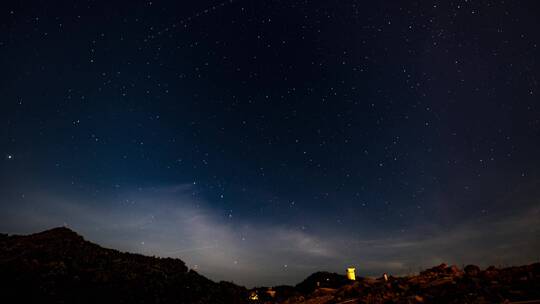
2,228,540,304
0,227,247,304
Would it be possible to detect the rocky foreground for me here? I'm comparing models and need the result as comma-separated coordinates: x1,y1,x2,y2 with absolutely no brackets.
1,228,539,304
262,263,540,304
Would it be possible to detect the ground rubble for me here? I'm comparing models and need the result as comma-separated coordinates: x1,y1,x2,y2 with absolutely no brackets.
263,263,540,304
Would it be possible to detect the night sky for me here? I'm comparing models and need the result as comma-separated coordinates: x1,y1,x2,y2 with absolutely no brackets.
1,0,540,286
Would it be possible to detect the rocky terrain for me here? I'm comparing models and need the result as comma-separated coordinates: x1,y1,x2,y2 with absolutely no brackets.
262,263,540,304
1,228,539,304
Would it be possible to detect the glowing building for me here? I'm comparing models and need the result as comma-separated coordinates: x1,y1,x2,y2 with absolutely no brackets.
347,267,356,281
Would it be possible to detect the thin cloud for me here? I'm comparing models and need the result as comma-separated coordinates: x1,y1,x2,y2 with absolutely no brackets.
0,183,539,286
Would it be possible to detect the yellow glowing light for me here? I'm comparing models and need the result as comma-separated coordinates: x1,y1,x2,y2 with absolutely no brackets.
249,291,259,301
347,267,356,281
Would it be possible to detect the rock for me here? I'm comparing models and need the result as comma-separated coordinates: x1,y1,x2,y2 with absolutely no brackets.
429,277,455,287
465,265,481,276
421,263,448,275
482,266,500,280
447,265,462,275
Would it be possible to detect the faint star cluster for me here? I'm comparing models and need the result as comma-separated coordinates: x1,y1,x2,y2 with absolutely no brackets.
1,0,540,286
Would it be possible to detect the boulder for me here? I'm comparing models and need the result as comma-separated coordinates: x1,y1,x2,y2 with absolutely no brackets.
464,265,481,277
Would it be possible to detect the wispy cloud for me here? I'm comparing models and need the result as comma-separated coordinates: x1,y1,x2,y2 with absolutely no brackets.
1,183,539,286
0,184,339,285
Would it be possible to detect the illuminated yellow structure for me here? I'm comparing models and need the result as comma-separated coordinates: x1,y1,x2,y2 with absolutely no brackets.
248,291,258,301
347,267,356,281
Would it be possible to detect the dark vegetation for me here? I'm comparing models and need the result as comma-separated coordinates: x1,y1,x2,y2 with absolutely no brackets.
1,227,539,304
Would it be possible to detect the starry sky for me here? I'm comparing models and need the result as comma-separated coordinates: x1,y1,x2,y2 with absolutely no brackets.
1,0,540,287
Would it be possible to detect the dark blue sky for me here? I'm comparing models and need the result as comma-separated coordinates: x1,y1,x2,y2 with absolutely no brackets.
1,0,540,286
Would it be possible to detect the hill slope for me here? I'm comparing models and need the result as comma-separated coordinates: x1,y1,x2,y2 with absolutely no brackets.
0,227,247,304
1,228,539,304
